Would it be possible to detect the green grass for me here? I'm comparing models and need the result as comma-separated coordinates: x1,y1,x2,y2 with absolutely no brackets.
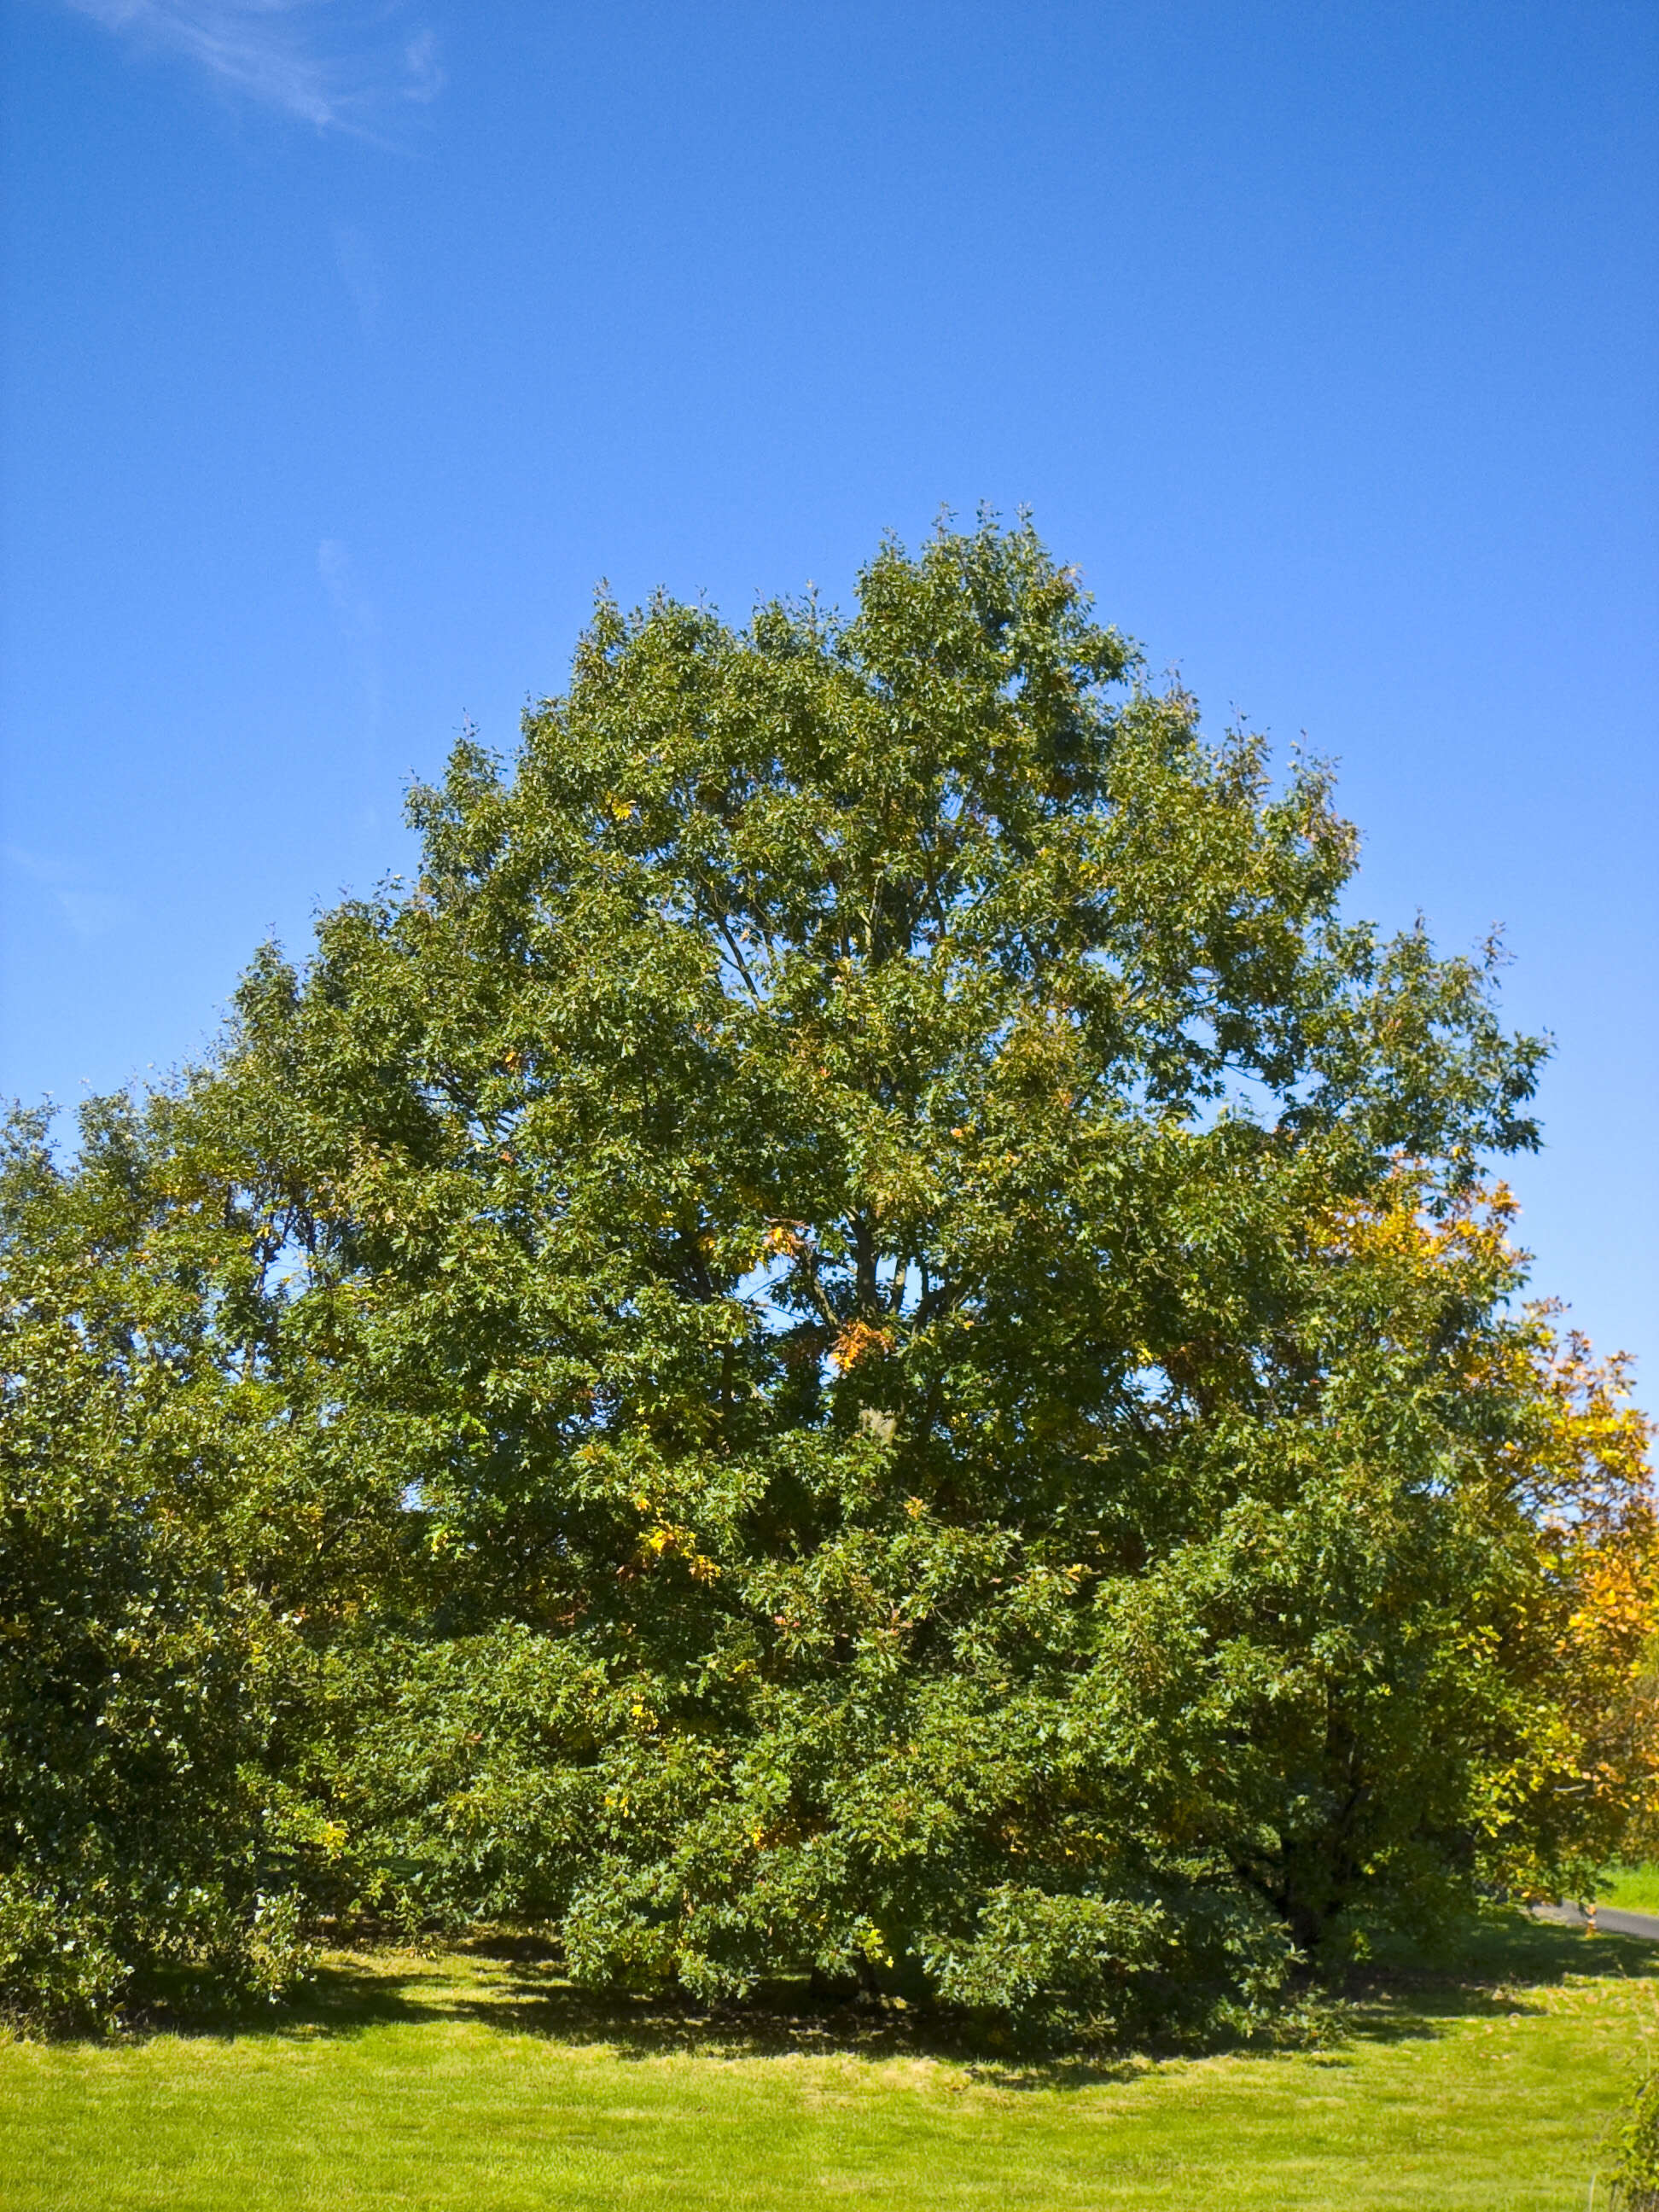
1600,1865,1659,1915
2,1919,1655,2210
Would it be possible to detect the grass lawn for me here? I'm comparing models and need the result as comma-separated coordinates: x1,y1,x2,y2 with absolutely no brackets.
1599,1866,1659,1916
1,1918,1654,2211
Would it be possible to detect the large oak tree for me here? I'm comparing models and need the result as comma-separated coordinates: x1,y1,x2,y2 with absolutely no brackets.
4,519,1651,2031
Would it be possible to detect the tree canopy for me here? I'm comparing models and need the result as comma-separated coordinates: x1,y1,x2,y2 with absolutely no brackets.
3,518,1652,2034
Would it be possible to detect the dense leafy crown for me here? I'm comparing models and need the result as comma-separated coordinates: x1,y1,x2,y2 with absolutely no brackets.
3,519,1651,2033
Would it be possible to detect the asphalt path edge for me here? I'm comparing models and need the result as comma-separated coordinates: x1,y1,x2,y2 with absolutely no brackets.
1534,1901,1659,1941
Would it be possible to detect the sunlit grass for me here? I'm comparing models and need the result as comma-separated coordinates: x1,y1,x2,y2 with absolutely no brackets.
1599,1865,1659,1916
1,1918,1652,2209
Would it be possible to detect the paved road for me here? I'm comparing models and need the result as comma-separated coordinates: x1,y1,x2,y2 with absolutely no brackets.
1535,1901,1659,1941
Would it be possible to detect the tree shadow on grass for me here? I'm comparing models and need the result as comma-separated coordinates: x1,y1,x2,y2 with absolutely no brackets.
1347,1913,1656,2017
1280,1916,1659,2062
279,1947,1017,2068
246,1908,1658,2088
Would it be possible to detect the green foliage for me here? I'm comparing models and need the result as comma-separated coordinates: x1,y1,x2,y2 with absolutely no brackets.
0,1105,313,2028
1612,2073,1659,2209
3,517,1650,2034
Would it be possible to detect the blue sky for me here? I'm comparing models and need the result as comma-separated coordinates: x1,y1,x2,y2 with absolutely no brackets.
3,1,1655,1383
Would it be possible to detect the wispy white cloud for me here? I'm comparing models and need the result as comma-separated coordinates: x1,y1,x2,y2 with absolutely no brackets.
56,2,443,133
333,223,382,333
318,538,385,799
3,845,136,943
318,535,376,651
